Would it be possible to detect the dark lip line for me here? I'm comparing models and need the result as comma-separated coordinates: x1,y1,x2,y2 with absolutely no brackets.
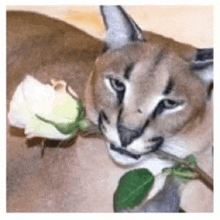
110,144,142,159
110,142,162,160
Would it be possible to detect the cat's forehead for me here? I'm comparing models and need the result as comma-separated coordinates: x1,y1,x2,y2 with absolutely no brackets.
97,42,188,81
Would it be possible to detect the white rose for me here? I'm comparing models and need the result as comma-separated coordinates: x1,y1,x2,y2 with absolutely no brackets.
8,75,89,140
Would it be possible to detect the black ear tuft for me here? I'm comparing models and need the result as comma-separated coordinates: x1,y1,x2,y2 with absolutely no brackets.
195,48,213,62
100,6,144,50
191,48,213,98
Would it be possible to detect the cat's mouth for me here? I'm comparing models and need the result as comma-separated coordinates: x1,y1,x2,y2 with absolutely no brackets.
109,139,163,160
110,143,142,159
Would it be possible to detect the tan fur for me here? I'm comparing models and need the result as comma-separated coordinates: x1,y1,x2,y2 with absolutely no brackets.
7,9,212,212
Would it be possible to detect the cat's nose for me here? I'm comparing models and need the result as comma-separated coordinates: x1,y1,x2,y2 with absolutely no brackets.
118,124,141,147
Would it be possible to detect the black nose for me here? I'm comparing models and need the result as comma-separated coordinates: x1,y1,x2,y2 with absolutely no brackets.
118,124,141,147
117,108,149,147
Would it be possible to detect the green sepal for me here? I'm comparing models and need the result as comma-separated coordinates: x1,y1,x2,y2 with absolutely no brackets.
35,99,90,136
163,166,195,183
184,154,197,167
78,119,91,131
114,169,154,212
35,114,79,135
74,100,91,131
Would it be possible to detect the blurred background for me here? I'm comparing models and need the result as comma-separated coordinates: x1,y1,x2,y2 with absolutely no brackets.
6,5,213,48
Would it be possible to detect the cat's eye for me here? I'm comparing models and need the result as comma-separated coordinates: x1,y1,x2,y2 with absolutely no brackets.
153,99,184,118
162,99,179,109
109,78,125,92
108,78,125,105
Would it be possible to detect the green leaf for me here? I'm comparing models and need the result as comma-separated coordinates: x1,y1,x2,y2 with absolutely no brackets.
114,169,154,212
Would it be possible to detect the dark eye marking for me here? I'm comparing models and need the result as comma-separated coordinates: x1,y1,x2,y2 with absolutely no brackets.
109,78,125,105
163,78,175,95
124,63,134,80
152,99,183,119
110,78,125,92
153,101,164,118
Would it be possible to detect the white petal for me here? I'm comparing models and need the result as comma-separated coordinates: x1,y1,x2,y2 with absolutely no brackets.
25,115,72,140
8,80,33,128
51,92,79,121
22,75,55,115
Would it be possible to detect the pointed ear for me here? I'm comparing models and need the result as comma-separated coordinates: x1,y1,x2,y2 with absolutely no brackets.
191,48,213,98
100,5,144,50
